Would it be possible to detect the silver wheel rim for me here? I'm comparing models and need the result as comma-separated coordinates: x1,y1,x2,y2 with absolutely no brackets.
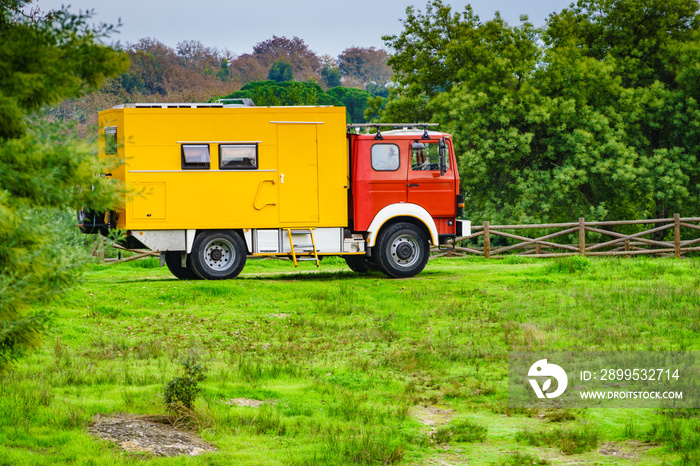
389,234,420,268
203,238,235,272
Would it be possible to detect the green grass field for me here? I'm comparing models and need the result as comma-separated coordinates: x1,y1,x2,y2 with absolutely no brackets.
1,255,699,465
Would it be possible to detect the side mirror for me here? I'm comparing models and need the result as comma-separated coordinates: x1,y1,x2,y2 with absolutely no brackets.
439,138,447,176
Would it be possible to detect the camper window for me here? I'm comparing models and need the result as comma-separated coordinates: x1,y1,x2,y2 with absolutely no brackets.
220,144,258,170
181,144,210,169
105,126,117,155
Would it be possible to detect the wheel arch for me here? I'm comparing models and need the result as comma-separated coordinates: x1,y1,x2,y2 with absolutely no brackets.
366,204,438,247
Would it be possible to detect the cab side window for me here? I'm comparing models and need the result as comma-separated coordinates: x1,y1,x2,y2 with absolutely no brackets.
411,142,447,171
371,144,400,171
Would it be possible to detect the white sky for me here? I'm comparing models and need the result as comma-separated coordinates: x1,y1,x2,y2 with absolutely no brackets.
32,0,573,57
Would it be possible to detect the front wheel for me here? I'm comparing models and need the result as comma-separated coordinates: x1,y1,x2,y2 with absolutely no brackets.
375,223,429,278
190,231,247,280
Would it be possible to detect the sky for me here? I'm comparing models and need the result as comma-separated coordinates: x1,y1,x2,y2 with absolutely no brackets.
33,0,574,57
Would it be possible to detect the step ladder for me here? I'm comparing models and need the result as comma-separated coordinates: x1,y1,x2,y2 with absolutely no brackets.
284,228,320,267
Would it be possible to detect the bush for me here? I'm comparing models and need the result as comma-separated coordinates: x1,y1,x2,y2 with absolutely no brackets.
164,350,208,411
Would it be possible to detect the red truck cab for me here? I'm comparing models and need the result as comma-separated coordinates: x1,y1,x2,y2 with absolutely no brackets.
346,125,466,277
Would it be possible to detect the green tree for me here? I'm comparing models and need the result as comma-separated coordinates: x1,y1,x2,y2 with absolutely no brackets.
0,1,128,374
384,0,700,225
268,60,294,82
326,86,374,123
216,58,230,81
321,65,341,88
216,80,343,107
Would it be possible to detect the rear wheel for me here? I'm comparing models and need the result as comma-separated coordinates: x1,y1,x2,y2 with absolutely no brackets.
164,251,199,280
190,230,247,280
375,223,429,278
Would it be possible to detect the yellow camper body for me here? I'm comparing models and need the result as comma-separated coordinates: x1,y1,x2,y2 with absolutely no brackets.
100,104,348,232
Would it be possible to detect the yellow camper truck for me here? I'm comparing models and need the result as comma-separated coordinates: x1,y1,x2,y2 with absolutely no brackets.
80,102,468,279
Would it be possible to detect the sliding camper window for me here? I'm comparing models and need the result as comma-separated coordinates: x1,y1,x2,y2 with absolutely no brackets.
371,144,400,171
219,144,258,170
104,126,118,155
181,144,210,169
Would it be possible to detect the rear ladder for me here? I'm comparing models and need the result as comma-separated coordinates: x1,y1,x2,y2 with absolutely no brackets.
284,228,320,267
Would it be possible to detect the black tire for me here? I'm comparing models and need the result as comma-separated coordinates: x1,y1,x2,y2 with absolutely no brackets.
190,230,247,280
164,251,199,280
375,222,429,278
345,255,372,273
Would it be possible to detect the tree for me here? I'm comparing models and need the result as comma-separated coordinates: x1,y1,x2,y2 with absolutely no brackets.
321,65,341,88
0,1,128,374
384,0,700,225
326,86,375,123
217,80,336,107
337,46,393,89
176,40,219,73
253,36,321,81
268,60,293,82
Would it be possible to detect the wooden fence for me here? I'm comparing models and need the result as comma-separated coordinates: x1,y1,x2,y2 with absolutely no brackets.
431,214,700,259
94,214,700,262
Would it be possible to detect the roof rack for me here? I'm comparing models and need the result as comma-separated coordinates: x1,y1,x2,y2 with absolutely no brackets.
113,99,255,109
347,123,439,140
214,98,255,107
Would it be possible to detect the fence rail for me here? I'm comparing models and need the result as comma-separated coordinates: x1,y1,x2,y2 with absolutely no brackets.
431,214,700,259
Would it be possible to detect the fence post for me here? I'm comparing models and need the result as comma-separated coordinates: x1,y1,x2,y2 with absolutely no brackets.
483,221,490,259
674,213,681,259
578,218,586,256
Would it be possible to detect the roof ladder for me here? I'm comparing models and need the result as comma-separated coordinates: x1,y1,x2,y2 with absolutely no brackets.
285,228,320,267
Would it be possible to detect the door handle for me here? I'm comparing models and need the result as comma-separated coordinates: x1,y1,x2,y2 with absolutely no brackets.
408,184,419,187
281,173,285,184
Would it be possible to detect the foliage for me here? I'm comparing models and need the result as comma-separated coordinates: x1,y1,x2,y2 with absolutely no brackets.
0,2,127,374
217,80,342,107
215,80,378,123
321,65,341,88
163,349,208,411
268,60,294,82
338,46,393,88
44,37,238,136
364,95,386,123
365,82,389,98
383,0,700,225
326,86,375,123
230,35,322,85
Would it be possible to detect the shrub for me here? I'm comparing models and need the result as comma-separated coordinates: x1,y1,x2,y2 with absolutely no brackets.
164,350,208,411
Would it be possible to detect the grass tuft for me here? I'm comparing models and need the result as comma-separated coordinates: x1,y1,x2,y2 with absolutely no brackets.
515,423,599,455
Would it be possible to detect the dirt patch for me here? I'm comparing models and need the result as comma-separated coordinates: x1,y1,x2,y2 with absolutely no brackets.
89,413,216,457
598,440,658,460
411,405,455,426
224,398,277,408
